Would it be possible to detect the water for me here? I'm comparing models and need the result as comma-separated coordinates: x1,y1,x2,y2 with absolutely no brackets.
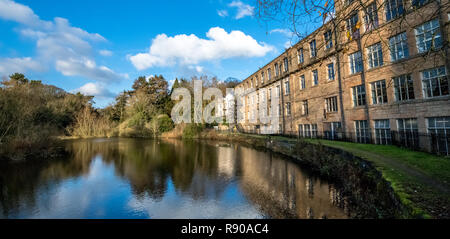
0,138,348,219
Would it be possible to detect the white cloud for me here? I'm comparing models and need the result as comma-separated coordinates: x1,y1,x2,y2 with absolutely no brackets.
99,50,113,56
72,82,115,99
270,28,292,37
228,1,254,19
217,9,228,17
56,58,128,82
129,27,273,70
0,57,44,75
284,41,292,49
0,0,124,83
0,0,42,26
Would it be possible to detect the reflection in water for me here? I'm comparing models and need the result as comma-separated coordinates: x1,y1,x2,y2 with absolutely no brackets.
0,138,348,218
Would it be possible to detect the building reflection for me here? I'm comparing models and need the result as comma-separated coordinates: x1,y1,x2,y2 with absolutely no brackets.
236,146,348,219
0,138,348,218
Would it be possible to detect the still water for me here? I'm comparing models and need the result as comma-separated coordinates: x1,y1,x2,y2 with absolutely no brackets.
0,138,348,219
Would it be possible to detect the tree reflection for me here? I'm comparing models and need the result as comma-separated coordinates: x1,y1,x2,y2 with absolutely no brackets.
0,138,349,218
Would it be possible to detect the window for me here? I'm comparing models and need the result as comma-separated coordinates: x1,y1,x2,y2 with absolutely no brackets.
422,66,448,98
268,68,272,81
371,80,388,104
299,124,317,138
284,80,290,95
284,57,289,72
364,2,379,31
427,117,450,155
298,124,304,137
326,122,342,140
327,63,335,80
385,0,404,21
276,85,281,97
412,0,428,8
311,124,318,137
397,118,419,148
325,96,338,113
298,48,304,63
300,75,306,90
389,32,409,61
347,12,360,38
345,0,355,6
415,19,442,53
394,74,415,101
367,43,383,69
286,102,291,116
355,120,370,143
310,40,317,57
352,85,367,106
302,100,308,115
375,119,392,145
349,51,363,74
275,63,279,77
312,70,319,86
278,104,281,116
324,30,333,49
268,88,272,100
261,72,265,83
304,124,311,137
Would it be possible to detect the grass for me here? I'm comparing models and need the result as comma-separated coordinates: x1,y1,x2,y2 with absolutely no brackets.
300,138,450,218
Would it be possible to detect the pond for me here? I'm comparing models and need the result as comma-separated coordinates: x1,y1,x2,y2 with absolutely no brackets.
0,138,349,219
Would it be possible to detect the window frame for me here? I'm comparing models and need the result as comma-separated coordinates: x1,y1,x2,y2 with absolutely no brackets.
393,74,415,101
422,66,448,98
371,80,388,104
389,32,409,61
415,19,442,53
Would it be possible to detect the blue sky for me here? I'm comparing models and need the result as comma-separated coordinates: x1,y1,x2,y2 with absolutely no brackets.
0,0,298,107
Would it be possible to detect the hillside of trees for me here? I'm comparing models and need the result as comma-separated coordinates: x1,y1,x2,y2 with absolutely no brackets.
0,73,239,160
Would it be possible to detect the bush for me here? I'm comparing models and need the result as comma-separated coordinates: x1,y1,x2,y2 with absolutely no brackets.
182,123,204,139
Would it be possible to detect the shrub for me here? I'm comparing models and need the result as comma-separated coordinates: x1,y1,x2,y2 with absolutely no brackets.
182,123,204,139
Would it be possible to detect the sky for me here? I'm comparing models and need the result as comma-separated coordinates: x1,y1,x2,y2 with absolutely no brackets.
0,0,299,107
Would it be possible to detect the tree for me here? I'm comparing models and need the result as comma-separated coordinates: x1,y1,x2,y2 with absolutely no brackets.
8,73,29,85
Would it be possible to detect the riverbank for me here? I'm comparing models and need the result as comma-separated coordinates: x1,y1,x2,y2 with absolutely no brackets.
167,129,449,219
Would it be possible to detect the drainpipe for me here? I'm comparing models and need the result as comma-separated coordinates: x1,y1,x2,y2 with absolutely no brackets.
436,0,450,74
356,34,372,141
332,18,348,137
279,73,286,135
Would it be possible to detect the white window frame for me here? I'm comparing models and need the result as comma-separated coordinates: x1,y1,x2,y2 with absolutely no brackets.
371,80,388,104
327,63,335,80
393,74,415,101
352,84,366,107
310,40,317,57
389,32,409,61
325,96,338,113
422,66,448,98
312,69,319,86
300,75,306,90
385,0,404,21
367,42,383,69
349,51,363,74
364,2,379,32
324,30,333,49
298,48,304,64
374,119,392,145
415,19,442,53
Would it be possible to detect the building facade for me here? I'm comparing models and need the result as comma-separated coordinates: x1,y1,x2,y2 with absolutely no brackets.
235,0,450,155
